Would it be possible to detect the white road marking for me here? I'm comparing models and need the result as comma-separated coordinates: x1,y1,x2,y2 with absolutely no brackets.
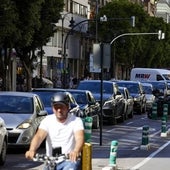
132,147,139,150
131,140,170,170
106,128,115,132
126,122,133,125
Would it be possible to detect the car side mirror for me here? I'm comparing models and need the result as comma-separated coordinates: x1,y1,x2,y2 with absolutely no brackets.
38,110,48,116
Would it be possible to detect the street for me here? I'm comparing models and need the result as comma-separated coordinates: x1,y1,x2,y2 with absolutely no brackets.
1,113,170,170
92,114,170,170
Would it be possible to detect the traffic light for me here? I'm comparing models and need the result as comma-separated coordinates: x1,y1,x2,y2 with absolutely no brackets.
131,16,135,27
158,30,165,40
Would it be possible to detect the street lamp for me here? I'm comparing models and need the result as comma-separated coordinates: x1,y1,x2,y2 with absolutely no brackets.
63,19,93,88
110,30,165,45
61,12,74,56
58,12,74,88
110,30,165,78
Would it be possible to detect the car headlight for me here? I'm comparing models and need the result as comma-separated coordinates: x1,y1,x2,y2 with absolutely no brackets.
134,97,140,102
103,100,113,107
17,122,31,129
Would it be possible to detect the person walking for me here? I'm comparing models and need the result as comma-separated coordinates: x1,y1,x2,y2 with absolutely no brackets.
25,92,84,170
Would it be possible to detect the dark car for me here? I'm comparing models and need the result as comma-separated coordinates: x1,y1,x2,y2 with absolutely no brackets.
142,81,170,117
66,89,100,129
0,92,47,148
145,81,169,98
141,82,156,117
32,88,83,117
77,80,125,124
114,80,146,114
118,87,134,119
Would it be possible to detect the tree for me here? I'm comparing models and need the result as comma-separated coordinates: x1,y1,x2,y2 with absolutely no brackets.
13,0,64,91
0,0,64,91
0,0,19,90
96,0,169,78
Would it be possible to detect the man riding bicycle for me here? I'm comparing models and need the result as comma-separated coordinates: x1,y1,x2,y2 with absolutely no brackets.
25,92,84,170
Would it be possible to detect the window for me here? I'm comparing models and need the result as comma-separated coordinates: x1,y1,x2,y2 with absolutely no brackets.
71,1,87,17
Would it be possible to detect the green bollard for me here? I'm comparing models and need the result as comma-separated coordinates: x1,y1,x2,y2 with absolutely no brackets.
163,104,168,121
161,116,167,137
84,117,93,143
109,140,118,167
151,103,157,119
140,125,150,150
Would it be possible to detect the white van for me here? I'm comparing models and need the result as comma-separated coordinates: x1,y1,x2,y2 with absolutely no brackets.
130,68,170,81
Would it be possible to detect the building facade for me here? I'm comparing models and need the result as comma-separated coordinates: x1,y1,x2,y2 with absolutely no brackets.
39,0,169,84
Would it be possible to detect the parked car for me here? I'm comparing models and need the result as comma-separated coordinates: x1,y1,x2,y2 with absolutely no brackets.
0,92,47,148
113,80,146,114
145,80,169,98
66,89,100,129
32,88,83,117
143,81,170,117
118,87,134,119
141,82,156,118
77,80,125,124
0,117,8,165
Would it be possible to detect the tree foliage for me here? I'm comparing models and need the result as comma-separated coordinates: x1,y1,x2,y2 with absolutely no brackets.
0,0,64,91
97,0,170,74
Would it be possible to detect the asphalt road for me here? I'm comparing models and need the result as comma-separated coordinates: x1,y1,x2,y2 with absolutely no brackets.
92,114,170,170
1,113,170,170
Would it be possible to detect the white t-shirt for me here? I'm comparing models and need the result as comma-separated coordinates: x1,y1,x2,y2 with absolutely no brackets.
39,114,84,156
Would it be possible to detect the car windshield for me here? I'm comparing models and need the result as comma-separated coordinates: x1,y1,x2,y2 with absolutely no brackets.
33,92,53,107
0,96,33,113
142,85,152,94
163,74,170,80
70,92,87,104
78,82,113,94
149,82,166,93
117,83,139,94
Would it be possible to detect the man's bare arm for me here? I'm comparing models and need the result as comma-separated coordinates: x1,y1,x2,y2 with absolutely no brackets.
25,128,47,159
69,129,84,161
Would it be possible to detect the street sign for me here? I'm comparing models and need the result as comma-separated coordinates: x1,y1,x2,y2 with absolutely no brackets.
90,43,111,73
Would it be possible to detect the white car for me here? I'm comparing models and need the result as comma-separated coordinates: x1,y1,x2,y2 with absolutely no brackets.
0,117,8,166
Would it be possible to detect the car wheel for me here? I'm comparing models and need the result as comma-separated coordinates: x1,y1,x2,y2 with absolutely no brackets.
0,140,7,166
142,104,146,113
128,110,134,119
138,105,143,114
124,112,128,120
120,114,125,123
147,108,152,119
93,115,99,129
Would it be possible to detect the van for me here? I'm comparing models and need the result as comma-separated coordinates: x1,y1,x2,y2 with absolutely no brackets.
130,68,170,81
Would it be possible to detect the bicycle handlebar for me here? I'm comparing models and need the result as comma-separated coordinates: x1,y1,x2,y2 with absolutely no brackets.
33,153,68,166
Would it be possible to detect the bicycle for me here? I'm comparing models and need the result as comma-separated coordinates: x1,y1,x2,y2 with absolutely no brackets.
33,153,68,170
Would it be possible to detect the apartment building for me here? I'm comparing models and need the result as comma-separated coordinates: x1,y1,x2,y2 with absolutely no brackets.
155,0,170,23
40,0,169,84
41,0,90,86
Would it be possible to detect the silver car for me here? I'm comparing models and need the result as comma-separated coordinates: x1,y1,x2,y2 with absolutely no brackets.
0,117,8,166
0,92,47,148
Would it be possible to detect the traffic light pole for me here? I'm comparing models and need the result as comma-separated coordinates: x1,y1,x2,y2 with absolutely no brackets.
62,16,135,88
110,30,165,45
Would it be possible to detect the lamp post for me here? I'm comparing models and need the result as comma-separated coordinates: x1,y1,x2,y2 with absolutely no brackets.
63,19,93,88
110,31,165,45
61,12,73,56
110,30,165,78
59,12,74,88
